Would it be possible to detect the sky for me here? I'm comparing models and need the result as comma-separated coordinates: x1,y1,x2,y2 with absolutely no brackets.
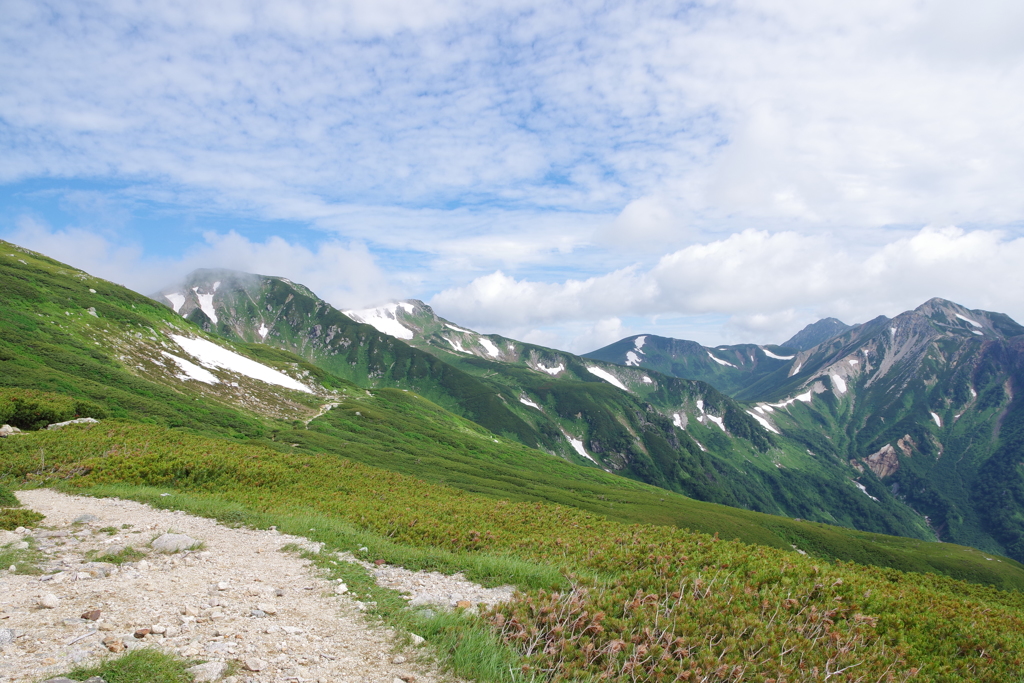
3,0,1024,352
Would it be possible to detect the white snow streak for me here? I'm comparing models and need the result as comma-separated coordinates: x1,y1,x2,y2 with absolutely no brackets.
537,363,564,375
973,330,984,336
854,480,879,502
257,323,269,340
634,335,647,351
706,415,726,432
161,351,220,385
790,362,803,376
445,322,473,333
956,313,982,327
762,348,795,360
625,351,642,366
344,304,415,340
519,396,541,410
696,399,705,413
193,288,218,324
642,376,653,384
164,292,186,313
707,352,736,368
746,410,780,434
971,386,978,398
849,359,859,365
831,375,847,394
479,338,500,357
567,436,598,464
930,411,942,428
443,336,468,353
693,439,707,452
672,413,684,428
587,366,629,391
169,334,312,393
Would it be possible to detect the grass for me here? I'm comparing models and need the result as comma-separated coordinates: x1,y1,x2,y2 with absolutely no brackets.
53,648,197,683
0,507,45,530
86,545,147,564
0,537,43,574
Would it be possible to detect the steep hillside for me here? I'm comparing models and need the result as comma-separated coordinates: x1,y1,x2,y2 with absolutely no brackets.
585,296,1024,562
157,270,936,538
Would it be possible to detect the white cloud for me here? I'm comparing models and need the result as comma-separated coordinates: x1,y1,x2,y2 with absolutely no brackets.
432,226,1024,348
4,218,395,309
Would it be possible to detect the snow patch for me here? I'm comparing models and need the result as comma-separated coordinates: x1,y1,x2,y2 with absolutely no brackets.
693,439,707,452
257,323,269,340
161,351,220,385
213,281,221,291
746,410,780,434
164,292,186,313
479,338,500,357
973,330,983,336
344,304,415,340
672,413,684,428
443,336,468,353
769,391,814,409
707,351,736,368
971,386,977,398
831,374,847,394
634,335,647,351
848,359,859,366
930,411,942,428
537,363,564,376
789,362,803,376
641,375,653,384
705,415,726,432
567,436,598,464
169,334,312,393
696,399,704,413
192,288,218,324
854,480,879,502
625,351,642,367
445,322,473,333
587,366,628,391
762,348,795,360
956,313,982,327
519,396,541,410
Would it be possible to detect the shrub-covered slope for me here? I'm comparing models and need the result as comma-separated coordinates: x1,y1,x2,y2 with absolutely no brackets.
3,422,1024,681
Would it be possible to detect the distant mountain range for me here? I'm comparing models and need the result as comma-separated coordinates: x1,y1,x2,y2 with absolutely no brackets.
586,298,1024,559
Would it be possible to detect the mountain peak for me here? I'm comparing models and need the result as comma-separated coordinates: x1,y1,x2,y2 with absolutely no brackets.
782,317,851,351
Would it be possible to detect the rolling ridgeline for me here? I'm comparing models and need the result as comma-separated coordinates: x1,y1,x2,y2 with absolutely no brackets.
4,240,1024,680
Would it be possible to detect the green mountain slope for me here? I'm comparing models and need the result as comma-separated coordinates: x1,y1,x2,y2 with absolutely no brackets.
584,297,1024,563
156,270,938,538
3,239,1016,586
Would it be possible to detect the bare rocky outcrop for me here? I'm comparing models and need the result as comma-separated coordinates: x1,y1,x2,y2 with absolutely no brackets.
864,444,900,479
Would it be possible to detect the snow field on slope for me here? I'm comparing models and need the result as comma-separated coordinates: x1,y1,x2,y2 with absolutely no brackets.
566,435,598,464
194,286,219,324
746,410,780,434
536,363,564,375
170,334,312,393
161,351,220,385
707,351,736,367
164,292,186,313
586,366,628,391
343,303,415,340
478,338,500,357
762,348,795,360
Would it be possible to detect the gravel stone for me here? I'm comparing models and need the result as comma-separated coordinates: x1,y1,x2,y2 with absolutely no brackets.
151,533,199,553
187,661,228,682
3,489,468,683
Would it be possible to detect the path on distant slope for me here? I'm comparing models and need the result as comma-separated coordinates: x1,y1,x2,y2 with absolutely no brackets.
0,490,511,683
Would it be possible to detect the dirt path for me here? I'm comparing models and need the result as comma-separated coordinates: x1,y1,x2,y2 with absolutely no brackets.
0,490,509,683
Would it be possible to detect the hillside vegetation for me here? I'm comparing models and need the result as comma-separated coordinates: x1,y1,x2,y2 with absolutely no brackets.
4,422,1024,681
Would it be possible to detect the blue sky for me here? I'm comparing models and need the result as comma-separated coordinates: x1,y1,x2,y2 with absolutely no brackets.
3,0,1024,351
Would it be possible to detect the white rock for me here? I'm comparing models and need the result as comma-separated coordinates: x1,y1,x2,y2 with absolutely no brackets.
152,533,199,553
187,661,228,682
335,583,348,595
216,581,229,591
39,593,60,609
243,657,267,672
410,633,425,646
256,602,277,615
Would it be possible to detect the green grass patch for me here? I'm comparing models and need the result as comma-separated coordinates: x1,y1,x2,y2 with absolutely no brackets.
0,507,44,530
0,537,43,574
87,545,147,565
0,482,20,507
54,648,197,683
